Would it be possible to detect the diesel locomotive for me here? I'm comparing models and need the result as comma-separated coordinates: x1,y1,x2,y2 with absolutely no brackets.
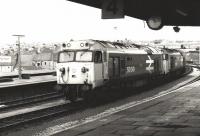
56,40,185,102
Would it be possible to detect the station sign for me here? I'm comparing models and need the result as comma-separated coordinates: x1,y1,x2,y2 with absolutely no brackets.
101,0,125,19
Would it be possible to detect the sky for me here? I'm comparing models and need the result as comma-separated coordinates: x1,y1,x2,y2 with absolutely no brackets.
1,0,200,46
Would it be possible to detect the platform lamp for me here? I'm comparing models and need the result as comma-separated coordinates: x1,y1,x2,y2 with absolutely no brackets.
12,34,25,79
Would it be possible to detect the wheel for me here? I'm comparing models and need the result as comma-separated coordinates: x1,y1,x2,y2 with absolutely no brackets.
63,86,78,102
83,91,91,103
83,90,97,105
69,89,78,102
63,87,69,100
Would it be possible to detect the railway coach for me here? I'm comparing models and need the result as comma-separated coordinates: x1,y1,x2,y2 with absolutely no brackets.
56,40,185,102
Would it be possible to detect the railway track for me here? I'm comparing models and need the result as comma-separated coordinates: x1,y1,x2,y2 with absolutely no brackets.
0,67,196,133
0,99,84,131
176,66,200,87
0,92,64,112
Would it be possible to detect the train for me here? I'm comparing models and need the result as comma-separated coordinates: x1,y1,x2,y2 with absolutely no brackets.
56,40,185,102
184,50,199,65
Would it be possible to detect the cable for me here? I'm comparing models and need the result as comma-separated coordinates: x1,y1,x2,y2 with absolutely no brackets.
61,67,69,84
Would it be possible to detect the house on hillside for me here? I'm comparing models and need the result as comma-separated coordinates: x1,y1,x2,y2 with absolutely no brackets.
13,51,37,71
21,54,36,70
32,45,60,70
33,52,57,70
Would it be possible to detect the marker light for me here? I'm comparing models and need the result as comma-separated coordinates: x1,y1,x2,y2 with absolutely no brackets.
62,43,66,48
80,43,84,47
67,43,71,47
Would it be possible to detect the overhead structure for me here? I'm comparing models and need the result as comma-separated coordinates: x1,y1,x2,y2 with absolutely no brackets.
67,0,200,30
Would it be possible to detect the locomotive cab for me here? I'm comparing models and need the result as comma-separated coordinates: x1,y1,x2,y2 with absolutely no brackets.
162,48,185,76
56,40,108,101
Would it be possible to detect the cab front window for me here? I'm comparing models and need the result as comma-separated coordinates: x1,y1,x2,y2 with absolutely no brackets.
76,51,92,61
58,51,74,62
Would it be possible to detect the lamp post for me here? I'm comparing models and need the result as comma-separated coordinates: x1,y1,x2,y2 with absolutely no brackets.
199,47,200,67
12,34,25,79
113,26,118,42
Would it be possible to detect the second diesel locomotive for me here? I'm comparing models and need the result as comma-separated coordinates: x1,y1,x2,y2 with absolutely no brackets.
56,40,185,101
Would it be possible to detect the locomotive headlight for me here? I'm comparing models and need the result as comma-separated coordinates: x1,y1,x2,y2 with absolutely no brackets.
59,67,65,74
81,67,89,73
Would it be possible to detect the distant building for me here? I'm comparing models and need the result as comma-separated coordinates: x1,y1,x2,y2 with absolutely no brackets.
179,49,199,65
0,43,61,72
33,52,57,70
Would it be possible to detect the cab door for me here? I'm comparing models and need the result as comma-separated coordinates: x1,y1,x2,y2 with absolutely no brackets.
102,51,108,80
94,51,103,86
162,54,169,74
108,57,120,78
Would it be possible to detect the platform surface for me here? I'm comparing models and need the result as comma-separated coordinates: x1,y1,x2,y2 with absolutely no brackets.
46,70,200,136
0,69,54,77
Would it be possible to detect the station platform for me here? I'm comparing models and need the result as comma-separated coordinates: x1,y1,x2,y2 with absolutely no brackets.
51,69,200,136
0,70,56,88
0,75,56,88
0,69,55,77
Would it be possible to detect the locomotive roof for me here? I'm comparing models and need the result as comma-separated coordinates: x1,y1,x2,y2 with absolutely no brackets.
61,40,162,54
95,40,163,54
162,48,182,55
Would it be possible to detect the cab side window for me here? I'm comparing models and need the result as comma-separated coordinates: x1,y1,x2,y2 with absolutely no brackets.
94,51,102,63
